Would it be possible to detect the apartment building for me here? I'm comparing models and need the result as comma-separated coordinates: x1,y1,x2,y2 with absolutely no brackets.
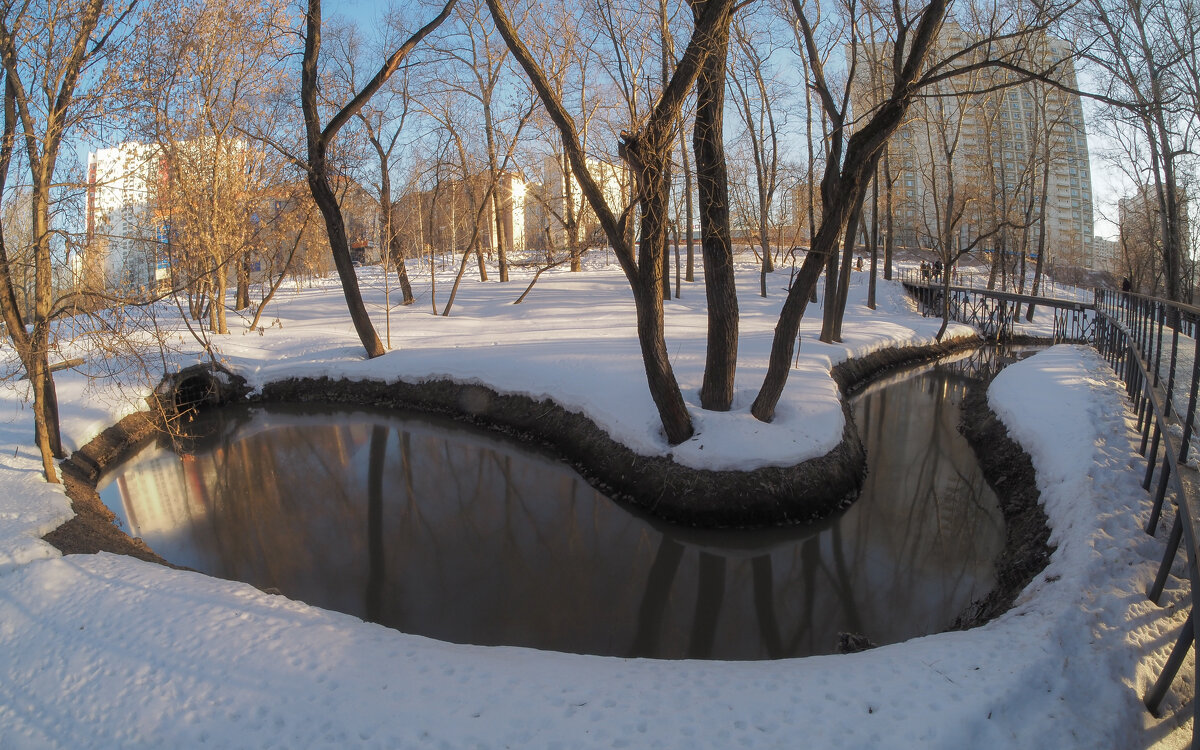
852,28,1096,269
85,141,164,291
534,155,628,252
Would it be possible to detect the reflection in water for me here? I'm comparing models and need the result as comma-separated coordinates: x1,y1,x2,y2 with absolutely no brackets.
99,366,1004,660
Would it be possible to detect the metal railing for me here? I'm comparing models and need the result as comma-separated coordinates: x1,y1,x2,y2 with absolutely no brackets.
1093,290,1200,745
900,280,1200,743
900,272,1094,342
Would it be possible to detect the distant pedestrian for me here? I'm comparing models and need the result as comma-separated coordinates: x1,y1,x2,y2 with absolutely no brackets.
932,259,943,281
1121,276,1131,293
856,256,863,272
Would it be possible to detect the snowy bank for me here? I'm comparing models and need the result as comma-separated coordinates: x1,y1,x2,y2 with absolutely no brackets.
0,263,1190,747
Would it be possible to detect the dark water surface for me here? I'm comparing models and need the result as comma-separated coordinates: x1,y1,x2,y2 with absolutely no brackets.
99,360,1006,659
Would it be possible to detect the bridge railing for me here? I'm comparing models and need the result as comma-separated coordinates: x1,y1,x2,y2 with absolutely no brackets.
1091,290,1200,741
899,272,1094,342
898,277,1200,738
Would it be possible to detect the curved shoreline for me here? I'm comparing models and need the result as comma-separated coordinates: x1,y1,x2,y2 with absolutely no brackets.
47,335,992,554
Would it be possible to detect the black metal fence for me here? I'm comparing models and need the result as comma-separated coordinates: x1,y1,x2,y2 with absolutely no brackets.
1093,290,1200,743
900,273,1094,342
899,279,1200,741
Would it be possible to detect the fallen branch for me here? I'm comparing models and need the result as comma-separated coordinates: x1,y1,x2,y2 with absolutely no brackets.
513,256,573,305
18,358,84,380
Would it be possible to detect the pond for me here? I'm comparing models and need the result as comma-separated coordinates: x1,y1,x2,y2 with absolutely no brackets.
98,355,1009,659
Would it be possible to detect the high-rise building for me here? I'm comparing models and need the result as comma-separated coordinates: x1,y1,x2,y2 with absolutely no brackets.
86,141,163,291
851,28,1096,269
1118,184,1191,292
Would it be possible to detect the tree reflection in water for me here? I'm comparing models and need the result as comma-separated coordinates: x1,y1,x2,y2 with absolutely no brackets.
99,365,1005,660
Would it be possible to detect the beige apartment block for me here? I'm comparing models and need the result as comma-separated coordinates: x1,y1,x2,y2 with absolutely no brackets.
851,26,1096,270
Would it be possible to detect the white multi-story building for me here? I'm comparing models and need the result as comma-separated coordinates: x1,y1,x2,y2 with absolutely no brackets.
86,141,163,291
483,172,527,255
1091,237,1119,274
537,155,628,251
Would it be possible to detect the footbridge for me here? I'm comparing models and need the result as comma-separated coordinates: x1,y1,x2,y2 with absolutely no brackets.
900,273,1094,342
904,277,1200,741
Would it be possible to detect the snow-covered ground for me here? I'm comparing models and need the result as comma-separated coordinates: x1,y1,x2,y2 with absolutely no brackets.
0,257,1192,748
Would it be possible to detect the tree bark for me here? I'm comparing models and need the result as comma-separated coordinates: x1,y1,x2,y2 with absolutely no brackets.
306,167,385,356
368,130,415,305
678,118,696,283
235,255,251,311
690,0,738,411
300,0,456,359
752,0,946,422
867,170,879,309
486,0,736,443
828,198,863,342
882,141,894,281
631,150,694,443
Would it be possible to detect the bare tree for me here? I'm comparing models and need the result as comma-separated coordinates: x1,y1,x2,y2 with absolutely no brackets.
752,0,1075,420
688,0,740,411
0,0,138,481
324,15,421,308
299,0,457,359
730,13,785,298
754,0,958,420
908,54,1007,339
487,0,740,444
442,0,525,282
517,3,602,273
139,0,292,335
1076,0,1196,301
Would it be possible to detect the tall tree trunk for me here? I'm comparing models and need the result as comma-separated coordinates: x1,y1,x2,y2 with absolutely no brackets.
632,156,693,443
483,102,510,282
387,204,416,305
819,235,840,342
486,0,736,443
882,146,893,281
752,248,826,421
753,0,946,422
491,185,509,281
235,255,251,311
1025,141,1052,321
868,169,879,309
29,178,64,461
827,199,863,342
299,0,455,360
679,117,695,282
660,2,672,302
211,259,229,334
561,148,581,272
307,170,385,357
372,137,415,305
690,0,738,411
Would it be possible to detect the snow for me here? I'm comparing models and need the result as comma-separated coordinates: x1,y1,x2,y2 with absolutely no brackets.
0,257,1192,748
